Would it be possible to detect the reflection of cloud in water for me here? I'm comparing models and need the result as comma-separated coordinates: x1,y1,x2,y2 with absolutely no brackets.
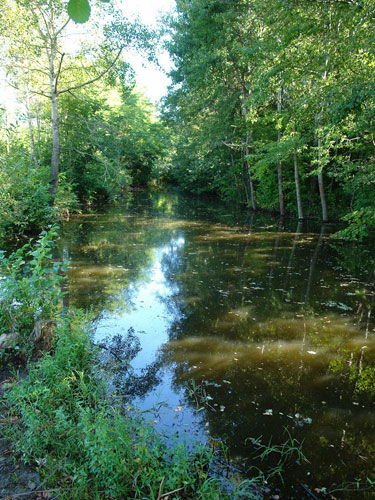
95,236,185,370
163,315,371,378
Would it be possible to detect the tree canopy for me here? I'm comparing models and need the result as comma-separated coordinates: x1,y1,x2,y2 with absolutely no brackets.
162,0,375,239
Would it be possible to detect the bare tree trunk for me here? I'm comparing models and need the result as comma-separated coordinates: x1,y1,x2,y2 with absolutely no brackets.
277,89,285,217
245,130,256,211
47,39,60,205
36,104,41,160
293,130,303,220
241,86,256,211
315,114,328,222
49,91,60,202
25,91,38,165
317,132,328,223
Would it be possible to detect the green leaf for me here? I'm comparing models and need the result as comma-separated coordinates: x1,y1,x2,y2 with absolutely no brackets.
67,0,91,23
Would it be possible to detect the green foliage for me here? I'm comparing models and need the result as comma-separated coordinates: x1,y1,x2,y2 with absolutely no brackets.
334,208,375,241
57,87,166,203
67,0,90,24
0,153,54,237
5,313,259,499
0,226,65,356
164,0,375,236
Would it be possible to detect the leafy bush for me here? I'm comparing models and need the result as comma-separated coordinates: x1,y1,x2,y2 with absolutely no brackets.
0,226,66,357
54,173,80,216
0,153,54,237
334,208,375,241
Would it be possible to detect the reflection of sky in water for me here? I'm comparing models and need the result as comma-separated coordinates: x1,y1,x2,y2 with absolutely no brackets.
95,236,207,442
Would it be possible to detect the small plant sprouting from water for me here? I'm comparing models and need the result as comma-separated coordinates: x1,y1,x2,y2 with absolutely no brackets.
187,378,218,411
246,428,309,484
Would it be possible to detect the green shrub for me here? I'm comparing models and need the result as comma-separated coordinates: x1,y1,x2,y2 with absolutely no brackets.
0,226,66,358
334,207,375,241
0,153,54,237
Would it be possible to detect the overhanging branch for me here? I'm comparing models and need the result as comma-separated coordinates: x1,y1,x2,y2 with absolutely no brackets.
57,47,124,95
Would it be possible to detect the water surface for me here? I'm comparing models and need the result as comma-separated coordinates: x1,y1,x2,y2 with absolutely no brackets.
59,191,375,499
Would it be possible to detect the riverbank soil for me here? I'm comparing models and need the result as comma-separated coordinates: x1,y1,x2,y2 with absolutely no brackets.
0,370,41,500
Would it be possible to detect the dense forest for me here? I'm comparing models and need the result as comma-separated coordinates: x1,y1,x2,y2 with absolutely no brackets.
0,0,165,238
161,0,375,239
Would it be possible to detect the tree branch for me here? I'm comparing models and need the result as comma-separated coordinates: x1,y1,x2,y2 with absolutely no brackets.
55,18,70,37
57,47,124,95
6,80,50,99
55,52,65,93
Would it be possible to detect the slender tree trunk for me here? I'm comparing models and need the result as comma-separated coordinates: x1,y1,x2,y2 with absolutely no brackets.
277,89,285,217
36,104,41,160
317,132,328,223
240,86,256,211
315,113,328,222
25,91,38,166
293,130,303,220
245,131,256,211
49,91,60,202
48,40,60,205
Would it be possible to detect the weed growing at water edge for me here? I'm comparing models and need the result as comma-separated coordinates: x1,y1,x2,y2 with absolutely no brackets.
0,225,66,360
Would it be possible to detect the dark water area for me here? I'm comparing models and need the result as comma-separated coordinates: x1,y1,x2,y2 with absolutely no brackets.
58,190,375,499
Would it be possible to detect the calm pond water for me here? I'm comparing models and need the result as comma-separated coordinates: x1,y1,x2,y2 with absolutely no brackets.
58,190,375,499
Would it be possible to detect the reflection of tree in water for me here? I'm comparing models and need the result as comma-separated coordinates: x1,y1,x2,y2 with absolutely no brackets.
161,338,375,497
154,217,375,497
99,328,163,399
